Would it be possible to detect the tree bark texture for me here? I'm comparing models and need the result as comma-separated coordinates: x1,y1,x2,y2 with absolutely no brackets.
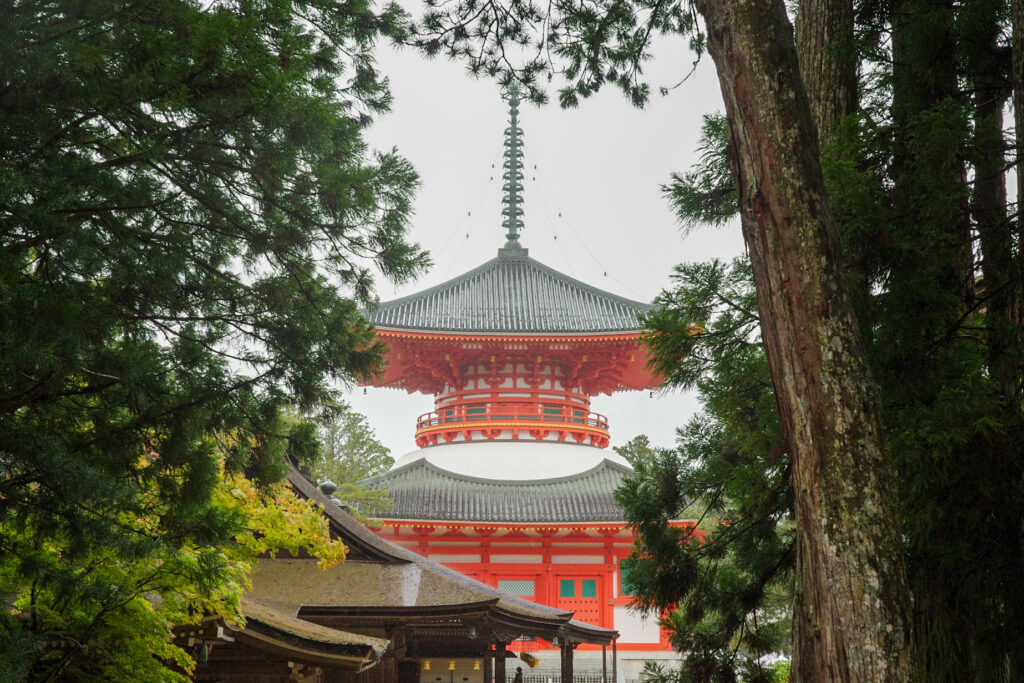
969,0,1016,402
794,0,856,150
891,0,974,308
693,2,913,681
1010,0,1024,404
1016,0,1024,239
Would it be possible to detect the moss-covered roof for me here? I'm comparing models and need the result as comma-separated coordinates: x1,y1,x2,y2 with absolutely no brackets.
270,464,618,645
238,596,389,654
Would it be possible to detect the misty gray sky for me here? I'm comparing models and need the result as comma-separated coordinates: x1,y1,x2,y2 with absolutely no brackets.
345,37,746,459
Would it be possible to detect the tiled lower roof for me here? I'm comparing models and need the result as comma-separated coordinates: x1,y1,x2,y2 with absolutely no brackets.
361,457,632,522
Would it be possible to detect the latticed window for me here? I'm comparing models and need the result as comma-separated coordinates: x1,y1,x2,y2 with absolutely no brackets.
497,579,535,597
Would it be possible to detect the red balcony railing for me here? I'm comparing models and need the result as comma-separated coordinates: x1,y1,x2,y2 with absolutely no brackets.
416,402,609,431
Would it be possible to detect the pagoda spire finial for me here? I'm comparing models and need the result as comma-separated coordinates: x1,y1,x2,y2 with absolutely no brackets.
501,84,525,245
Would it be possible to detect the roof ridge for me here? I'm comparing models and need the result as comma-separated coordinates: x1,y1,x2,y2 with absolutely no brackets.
369,456,632,487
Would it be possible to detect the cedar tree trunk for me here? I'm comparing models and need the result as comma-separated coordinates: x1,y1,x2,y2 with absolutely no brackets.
794,0,856,150
969,0,1015,401
692,1,913,681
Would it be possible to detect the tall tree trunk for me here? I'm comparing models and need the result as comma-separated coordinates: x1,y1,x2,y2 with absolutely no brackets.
692,2,913,681
888,4,991,680
1011,0,1024,401
966,10,1023,670
969,0,1014,400
1006,4,1024,680
890,0,974,309
794,0,856,150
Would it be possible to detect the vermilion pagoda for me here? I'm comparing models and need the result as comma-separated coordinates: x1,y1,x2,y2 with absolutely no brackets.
361,88,688,680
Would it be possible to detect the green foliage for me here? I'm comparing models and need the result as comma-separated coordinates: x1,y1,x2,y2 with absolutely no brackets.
764,660,789,683
1,0,426,678
662,115,736,234
621,3,1024,680
614,434,657,467
617,260,793,680
0,458,348,682
406,0,702,106
308,400,395,515
636,655,789,683
639,661,686,683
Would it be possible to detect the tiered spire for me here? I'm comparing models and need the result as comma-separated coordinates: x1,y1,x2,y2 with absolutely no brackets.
501,85,525,244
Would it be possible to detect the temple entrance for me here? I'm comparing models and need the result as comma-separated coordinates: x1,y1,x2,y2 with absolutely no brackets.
555,577,601,626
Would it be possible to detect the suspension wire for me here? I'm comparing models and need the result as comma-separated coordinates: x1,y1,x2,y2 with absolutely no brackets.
438,141,503,279
533,167,648,300
527,162,576,275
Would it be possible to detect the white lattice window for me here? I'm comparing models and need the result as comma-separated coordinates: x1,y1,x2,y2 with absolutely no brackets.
497,579,535,597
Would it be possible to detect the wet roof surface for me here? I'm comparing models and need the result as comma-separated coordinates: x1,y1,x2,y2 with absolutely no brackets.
366,248,652,333
361,457,632,522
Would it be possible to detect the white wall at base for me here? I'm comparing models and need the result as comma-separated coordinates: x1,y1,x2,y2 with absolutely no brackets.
616,651,683,683
490,554,544,563
613,605,662,644
427,553,481,563
393,440,631,480
550,555,603,564
503,649,680,683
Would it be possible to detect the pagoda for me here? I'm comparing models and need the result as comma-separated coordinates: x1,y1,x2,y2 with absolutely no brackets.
361,87,687,680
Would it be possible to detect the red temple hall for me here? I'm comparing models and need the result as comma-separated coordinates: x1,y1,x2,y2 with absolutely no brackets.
360,87,687,680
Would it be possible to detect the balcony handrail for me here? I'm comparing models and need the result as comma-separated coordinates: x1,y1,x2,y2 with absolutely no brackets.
416,401,609,431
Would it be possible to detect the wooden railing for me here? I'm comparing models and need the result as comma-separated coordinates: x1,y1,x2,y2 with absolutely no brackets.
501,675,610,683
416,402,609,431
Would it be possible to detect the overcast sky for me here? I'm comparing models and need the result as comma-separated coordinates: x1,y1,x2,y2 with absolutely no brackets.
344,36,746,459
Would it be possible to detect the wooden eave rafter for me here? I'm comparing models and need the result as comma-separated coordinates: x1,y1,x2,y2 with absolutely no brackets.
176,613,386,673
297,600,616,647
366,329,659,394
228,623,383,671
298,600,499,622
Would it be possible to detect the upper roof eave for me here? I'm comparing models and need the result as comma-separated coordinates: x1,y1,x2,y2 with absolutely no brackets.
364,252,653,334
371,327,648,339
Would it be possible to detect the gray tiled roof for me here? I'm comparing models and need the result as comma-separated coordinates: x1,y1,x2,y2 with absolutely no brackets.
361,457,633,522
366,246,651,333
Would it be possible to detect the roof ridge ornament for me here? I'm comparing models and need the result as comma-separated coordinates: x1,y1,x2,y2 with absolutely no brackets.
500,83,526,255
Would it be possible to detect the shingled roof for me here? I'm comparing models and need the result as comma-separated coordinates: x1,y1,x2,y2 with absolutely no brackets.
360,456,632,522
366,246,652,334
247,465,618,647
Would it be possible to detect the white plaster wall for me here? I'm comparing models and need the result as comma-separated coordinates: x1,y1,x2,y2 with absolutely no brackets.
394,441,629,479
550,555,603,564
427,553,481,563
617,652,682,683
613,605,662,644
489,554,544,563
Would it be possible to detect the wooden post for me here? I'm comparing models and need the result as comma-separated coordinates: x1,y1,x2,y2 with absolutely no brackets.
484,646,493,683
560,639,573,683
612,638,617,683
494,642,507,683
602,644,607,683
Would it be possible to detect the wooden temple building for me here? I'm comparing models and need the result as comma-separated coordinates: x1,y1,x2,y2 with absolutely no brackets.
357,87,686,681
184,463,618,682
